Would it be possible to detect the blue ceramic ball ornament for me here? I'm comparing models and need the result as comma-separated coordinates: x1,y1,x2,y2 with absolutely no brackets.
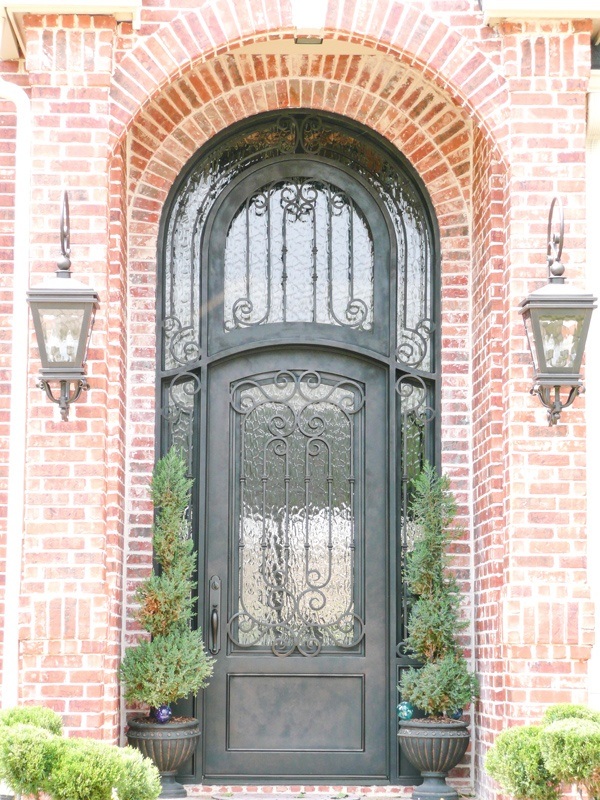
397,701,414,720
152,704,173,724
450,708,463,720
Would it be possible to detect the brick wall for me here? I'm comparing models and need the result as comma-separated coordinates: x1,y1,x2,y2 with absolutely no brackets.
0,1,595,796
498,18,593,724
16,14,124,738
0,98,16,684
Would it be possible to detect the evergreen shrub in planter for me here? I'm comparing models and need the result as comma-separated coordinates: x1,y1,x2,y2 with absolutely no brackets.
397,464,478,800
120,449,213,798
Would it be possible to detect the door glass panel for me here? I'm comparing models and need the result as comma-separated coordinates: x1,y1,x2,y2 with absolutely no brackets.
224,179,374,331
227,370,365,657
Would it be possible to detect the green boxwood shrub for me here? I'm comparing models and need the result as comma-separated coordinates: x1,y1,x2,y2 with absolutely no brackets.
0,723,59,796
540,718,600,789
0,707,160,800
0,705,63,735
112,747,162,800
542,703,600,726
485,725,560,800
48,739,160,800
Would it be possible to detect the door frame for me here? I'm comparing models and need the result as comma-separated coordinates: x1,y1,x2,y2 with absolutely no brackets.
154,110,441,785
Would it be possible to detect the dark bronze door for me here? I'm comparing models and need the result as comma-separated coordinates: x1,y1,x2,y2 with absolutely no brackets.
202,351,389,780
200,158,392,780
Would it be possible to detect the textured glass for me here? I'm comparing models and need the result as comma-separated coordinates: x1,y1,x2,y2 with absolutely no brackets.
395,374,435,656
228,370,365,656
539,315,584,369
396,375,434,487
162,117,298,369
224,180,374,331
162,373,200,475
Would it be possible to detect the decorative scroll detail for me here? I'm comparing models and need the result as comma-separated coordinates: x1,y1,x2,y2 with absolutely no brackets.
161,112,435,372
298,114,434,371
163,317,201,368
162,372,201,474
224,179,373,332
396,319,435,369
227,370,365,657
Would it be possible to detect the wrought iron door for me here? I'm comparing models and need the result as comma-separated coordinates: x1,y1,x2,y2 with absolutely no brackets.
157,112,438,784
202,352,388,779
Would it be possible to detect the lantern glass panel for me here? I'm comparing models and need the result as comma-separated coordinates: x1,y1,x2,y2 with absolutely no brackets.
538,312,585,372
39,307,85,365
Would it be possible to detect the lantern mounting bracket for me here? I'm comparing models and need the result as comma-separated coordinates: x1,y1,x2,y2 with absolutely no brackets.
547,195,565,282
38,373,89,421
530,383,581,427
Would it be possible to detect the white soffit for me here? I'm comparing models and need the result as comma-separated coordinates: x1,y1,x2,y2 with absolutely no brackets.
482,0,600,24
1,0,141,58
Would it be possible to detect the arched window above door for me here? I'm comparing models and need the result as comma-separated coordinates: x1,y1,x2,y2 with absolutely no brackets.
160,111,437,375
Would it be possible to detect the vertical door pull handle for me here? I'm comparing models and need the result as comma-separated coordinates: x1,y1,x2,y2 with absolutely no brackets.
210,608,219,652
209,575,221,654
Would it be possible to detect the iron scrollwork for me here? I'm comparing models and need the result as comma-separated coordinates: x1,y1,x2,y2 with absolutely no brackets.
227,370,365,657
162,372,201,473
224,179,373,332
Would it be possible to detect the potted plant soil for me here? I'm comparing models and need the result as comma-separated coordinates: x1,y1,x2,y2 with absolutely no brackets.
397,464,478,800
120,449,213,799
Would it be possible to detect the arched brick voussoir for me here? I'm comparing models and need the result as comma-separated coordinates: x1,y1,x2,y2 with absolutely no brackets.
110,1,509,159
128,65,472,247
109,0,295,141
352,3,510,145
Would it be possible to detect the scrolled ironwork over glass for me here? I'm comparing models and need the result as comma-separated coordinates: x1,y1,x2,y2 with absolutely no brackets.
227,369,365,657
224,179,374,331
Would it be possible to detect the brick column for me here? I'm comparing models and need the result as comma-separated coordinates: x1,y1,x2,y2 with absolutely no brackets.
19,14,125,739
499,20,594,721
585,68,600,709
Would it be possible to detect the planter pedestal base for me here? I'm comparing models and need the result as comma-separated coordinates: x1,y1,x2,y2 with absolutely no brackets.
412,772,461,800
126,717,201,800
157,772,188,799
398,719,470,800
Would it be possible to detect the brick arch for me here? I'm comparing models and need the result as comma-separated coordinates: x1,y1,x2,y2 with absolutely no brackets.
110,0,508,158
128,55,473,241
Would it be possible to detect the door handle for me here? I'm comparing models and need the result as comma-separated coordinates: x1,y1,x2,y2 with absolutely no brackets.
209,575,221,654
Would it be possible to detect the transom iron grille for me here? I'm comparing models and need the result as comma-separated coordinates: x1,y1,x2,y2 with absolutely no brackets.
224,179,374,331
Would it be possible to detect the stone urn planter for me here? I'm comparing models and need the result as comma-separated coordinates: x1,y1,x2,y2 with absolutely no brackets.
397,718,470,800
126,716,201,799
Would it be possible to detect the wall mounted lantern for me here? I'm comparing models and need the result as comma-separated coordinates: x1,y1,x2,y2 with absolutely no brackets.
519,197,597,426
27,192,99,421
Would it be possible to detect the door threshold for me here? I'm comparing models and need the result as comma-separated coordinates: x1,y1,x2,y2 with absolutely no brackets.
185,787,415,798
